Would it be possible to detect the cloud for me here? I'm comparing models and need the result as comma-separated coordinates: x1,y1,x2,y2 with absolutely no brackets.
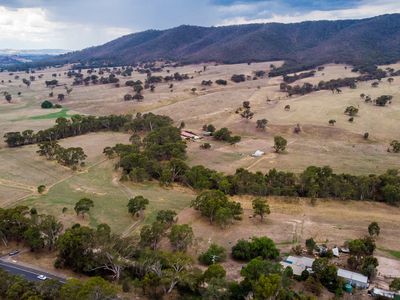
0,6,65,43
0,0,398,50
217,0,400,25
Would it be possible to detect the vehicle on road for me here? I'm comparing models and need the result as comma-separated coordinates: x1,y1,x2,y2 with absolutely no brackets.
37,275,47,280
8,250,20,256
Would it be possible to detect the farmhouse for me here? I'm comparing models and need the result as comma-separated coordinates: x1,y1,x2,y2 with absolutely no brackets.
280,256,314,276
180,130,202,140
281,256,369,289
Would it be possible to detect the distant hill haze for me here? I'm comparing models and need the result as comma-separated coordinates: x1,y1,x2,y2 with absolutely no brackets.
46,14,400,67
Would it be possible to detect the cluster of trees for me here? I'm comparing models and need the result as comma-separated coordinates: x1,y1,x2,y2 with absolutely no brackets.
215,79,227,85
191,190,243,228
347,236,378,278
104,121,400,205
0,206,63,251
374,95,393,106
4,112,171,147
283,70,316,84
269,62,320,77
37,141,87,169
104,125,187,182
212,127,241,145
231,74,246,83
280,68,392,97
0,270,117,300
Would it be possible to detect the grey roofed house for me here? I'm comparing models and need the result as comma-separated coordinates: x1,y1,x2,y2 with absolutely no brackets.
280,256,315,276
337,268,369,289
281,256,369,289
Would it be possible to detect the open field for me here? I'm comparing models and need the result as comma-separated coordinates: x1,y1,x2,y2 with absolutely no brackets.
20,160,195,234
0,61,400,292
1,61,400,175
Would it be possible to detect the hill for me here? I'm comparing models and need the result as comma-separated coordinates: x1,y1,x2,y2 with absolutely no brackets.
44,14,400,68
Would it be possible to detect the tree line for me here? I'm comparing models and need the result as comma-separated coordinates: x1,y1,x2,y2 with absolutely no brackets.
3,112,173,147
106,125,400,205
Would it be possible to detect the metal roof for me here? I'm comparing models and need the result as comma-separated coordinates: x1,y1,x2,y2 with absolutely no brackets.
337,268,368,284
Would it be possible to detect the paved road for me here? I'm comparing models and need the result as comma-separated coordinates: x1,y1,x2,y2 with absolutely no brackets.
0,259,67,283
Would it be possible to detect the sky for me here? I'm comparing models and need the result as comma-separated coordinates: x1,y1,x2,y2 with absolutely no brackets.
0,0,399,50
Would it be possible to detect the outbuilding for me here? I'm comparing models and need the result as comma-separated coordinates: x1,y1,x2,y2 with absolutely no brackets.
337,268,369,289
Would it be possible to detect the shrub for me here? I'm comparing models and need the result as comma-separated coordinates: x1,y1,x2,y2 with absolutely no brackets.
41,100,53,109
198,243,227,265
215,79,227,85
231,236,279,261
37,185,46,194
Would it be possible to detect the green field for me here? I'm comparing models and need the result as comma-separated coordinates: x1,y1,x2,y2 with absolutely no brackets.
30,108,71,120
21,160,194,234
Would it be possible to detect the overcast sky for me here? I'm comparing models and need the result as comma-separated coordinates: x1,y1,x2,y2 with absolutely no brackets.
1,0,399,50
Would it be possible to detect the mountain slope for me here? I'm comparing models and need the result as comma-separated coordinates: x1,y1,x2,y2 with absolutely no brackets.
47,14,400,66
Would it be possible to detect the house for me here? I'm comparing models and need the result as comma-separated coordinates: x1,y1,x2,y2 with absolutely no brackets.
180,130,202,140
337,268,369,289
281,256,369,289
280,256,315,276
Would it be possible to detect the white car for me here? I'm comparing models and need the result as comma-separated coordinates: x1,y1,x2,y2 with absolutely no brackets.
37,275,47,280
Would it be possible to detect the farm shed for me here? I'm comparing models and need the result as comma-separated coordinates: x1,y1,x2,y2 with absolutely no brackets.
180,130,202,140
337,268,369,289
370,287,400,299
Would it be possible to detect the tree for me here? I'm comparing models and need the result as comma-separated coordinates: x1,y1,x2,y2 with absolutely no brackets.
198,243,227,265
215,207,234,228
329,119,336,126
232,236,280,261
253,274,282,300
203,264,226,282
256,119,268,130
57,94,65,101
55,225,95,272
344,105,359,116
389,140,400,153
305,238,316,255
368,222,380,237
375,95,393,106
161,252,193,294
41,100,53,109
24,227,44,251
274,136,287,153
156,210,177,226
127,195,149,217
252,197,270,221
390,278,400,291
140,221,165,250
5,93,12,102
240,257,281,281
37,185,46,194
39,215,63,251
74,198,94,218
388,77,394,84
168,224,194,252
361,256,379,278
191,190,242,224
240,101,254,121
60,277,117,300
312,258,339,291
